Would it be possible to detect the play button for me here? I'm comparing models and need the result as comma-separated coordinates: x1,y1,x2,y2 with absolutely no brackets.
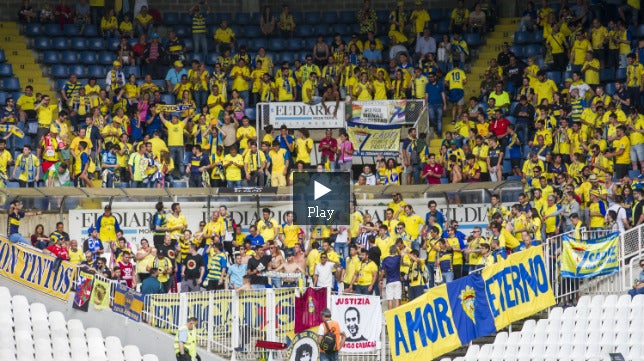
314,181,332,200
292,171,351,226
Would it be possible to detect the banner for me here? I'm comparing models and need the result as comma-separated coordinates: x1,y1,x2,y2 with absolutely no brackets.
560,232,619,279
91,276,112,310
351,100,408,124
385,246,555,361
288,331,320,361
156,104,194,113
332,295,382,353
0,236,77,301
112,283,144,322
266,102,345,129
148,289,295,334
346,122,402,157
295,287,327,333
72,271,94,312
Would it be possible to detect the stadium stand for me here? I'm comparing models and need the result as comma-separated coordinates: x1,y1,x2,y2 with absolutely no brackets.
0,286,160,361
446,294,644,361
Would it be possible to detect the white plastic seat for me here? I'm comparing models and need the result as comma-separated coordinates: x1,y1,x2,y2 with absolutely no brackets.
543,344,559,358
123,345,142,361
106,337,124,361
35,342,52,360
576,295,591,310
49,312,68,335
549,307,563,320
628,344,642,361
531,343,546,357
52,337,71,356
85,328,103,339
32,326,50,341
589,295,605,310
603,294,618,308
478,344,492,361
0,308,14,330
67,319,85,336
493,331,508,346
464,344,479,358
15,333,35,357
0,348,17,361
521,319,536,333
29,303,48,321
141,355,159,361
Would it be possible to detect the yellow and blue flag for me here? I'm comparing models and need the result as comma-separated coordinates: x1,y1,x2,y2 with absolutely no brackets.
445,273,496,345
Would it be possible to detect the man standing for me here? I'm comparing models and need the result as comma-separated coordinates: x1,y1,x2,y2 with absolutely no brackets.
247,246,271,289
174,317,198,361
167,202,188,245
380,245,403,309
151,202,168,250
313,252,335,289
186,144,209,187
348,249,378,295
181,244,205,293
96,205,120,245
424,72,447,138
204,242,227,291
317,308,346,361
141,268,164,295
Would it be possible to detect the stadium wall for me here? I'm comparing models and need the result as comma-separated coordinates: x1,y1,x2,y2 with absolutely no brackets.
0,275,227,361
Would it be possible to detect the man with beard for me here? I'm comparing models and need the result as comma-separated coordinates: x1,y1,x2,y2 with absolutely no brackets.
343,307,366,342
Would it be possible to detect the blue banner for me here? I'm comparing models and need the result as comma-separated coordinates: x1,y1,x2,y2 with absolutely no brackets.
445,273,497,345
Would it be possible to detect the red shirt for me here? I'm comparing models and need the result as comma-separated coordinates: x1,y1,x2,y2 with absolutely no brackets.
318,137,338,161
118,261,135,288
46,244,69,260
423,163,444,184
489,118,510,138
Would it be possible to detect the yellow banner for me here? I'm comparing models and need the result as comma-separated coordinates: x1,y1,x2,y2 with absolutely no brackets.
481,246,556,330
91,277,112,310
384,284,462,361
0,236,77,301
385,246,555,361
346,122,402,157
560,232,619,278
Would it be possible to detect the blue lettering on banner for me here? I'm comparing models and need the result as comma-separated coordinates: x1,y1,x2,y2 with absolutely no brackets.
485,255,549,317
393,298,455,356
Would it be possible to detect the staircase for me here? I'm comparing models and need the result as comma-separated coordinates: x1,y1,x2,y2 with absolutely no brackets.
425,17,519,154
0,22,51,95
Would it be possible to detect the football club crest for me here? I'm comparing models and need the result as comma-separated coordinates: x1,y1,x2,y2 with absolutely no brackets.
459,285,476,324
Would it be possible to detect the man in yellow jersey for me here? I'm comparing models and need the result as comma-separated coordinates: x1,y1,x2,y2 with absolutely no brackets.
275,68,296,101
229,59,251,105
17,85,37,122
257,207,279,243
445,63,467,124
606,125,631,179
590,19,608,67
214,20,236,53
626,53,644,111
629,110,644,172
34,94,58,151
581,51,600,88
267,140,288,186
399,205,424,243
244,141,267,186
570,31,592,72
160,112,189,179
533,70,559,104
588,191,607,230
546,23,569,71
347,248,378,295
279,211,301,250
236,116,256,153
423,226,441,287
166,202,188,243
342,245,362,289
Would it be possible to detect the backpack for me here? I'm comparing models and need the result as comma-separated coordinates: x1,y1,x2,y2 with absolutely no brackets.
319,321,337,353
149,212,157,232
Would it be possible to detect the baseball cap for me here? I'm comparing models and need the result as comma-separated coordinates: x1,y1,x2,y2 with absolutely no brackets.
174,60,184,67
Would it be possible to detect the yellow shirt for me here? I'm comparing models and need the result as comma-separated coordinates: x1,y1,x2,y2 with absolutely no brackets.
533,79,558,104
411,10,430,33
36,104,58,127
294,137,313,163
301,79,317,104
214,27,235,43
230,66,250,91
280,223,301,248
446,237,463,265
135,13,153,26
571,39,592,65
0,149,13,175
583,58,600,85
275,77,295,101
17,95,36,111
343,255,362,284
445,68,466,90
398,214,424,239
268,148,288,174
472,144,489,172
123,83,140,99
163,120,185,147
590,26,608,49
350,211,363,238
243,150,266,172
258,218,279,241
119,20,133,33
376,236,395,260
547,32,566,54
630,115,644,145
373,79,388,100
204,219,225,239
223,153,244,181
356,261,378,286
627,63,644,88
613,136,631,165
68,249,86,264
101,16,118,31
166,214,187,240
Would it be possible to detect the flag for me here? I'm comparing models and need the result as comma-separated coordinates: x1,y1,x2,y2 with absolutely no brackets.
294,287,327,333
445,273,497,345
561,232,619,278
72,271,94,312
91,276,111,310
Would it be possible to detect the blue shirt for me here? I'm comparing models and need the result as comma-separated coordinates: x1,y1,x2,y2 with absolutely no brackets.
425,80,445,105
140,277,164,295
146,114,162,136
425,210,446,229
247,234,265,248
165,68,188,87
381,255,402,283
228,263,248,288
362,49,382,62
275,134,294,156
102,151,117,171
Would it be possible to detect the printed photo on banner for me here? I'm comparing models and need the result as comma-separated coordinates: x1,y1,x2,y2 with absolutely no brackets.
351,100,409,124
0,236,77,301
91,276,112,311
331,295,381,352
346,122,402,157
560,232,619,279
267,102,345,129
288,331,320,361
384,246,555,361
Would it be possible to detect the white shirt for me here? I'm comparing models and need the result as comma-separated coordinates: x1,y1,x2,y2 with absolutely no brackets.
569,82,591,99
314,262,335,288
415,35,437,56
607,204,627,233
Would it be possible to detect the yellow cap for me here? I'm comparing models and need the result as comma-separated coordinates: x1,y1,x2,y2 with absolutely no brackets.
113,60,121,67
397,1,404,6
174,60,184,67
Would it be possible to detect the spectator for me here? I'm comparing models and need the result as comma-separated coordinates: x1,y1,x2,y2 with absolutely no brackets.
214,19,236,54
259,6,275,38
100,8,119,38
134,6,154,37
140,267,164,295
277,5,295,38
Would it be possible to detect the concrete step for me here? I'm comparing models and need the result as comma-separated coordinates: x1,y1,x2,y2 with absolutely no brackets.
498,17,520,25
0,22,19,30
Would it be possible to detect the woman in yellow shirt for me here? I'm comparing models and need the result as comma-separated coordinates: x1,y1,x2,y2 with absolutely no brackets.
119,14,134,38
277,4,295,37
354,72,374,100
123,74,140,107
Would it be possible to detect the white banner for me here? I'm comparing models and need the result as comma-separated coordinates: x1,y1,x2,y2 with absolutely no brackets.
67,199,496,247
351,100,409,124
267,102,345,129
331,295,382,353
